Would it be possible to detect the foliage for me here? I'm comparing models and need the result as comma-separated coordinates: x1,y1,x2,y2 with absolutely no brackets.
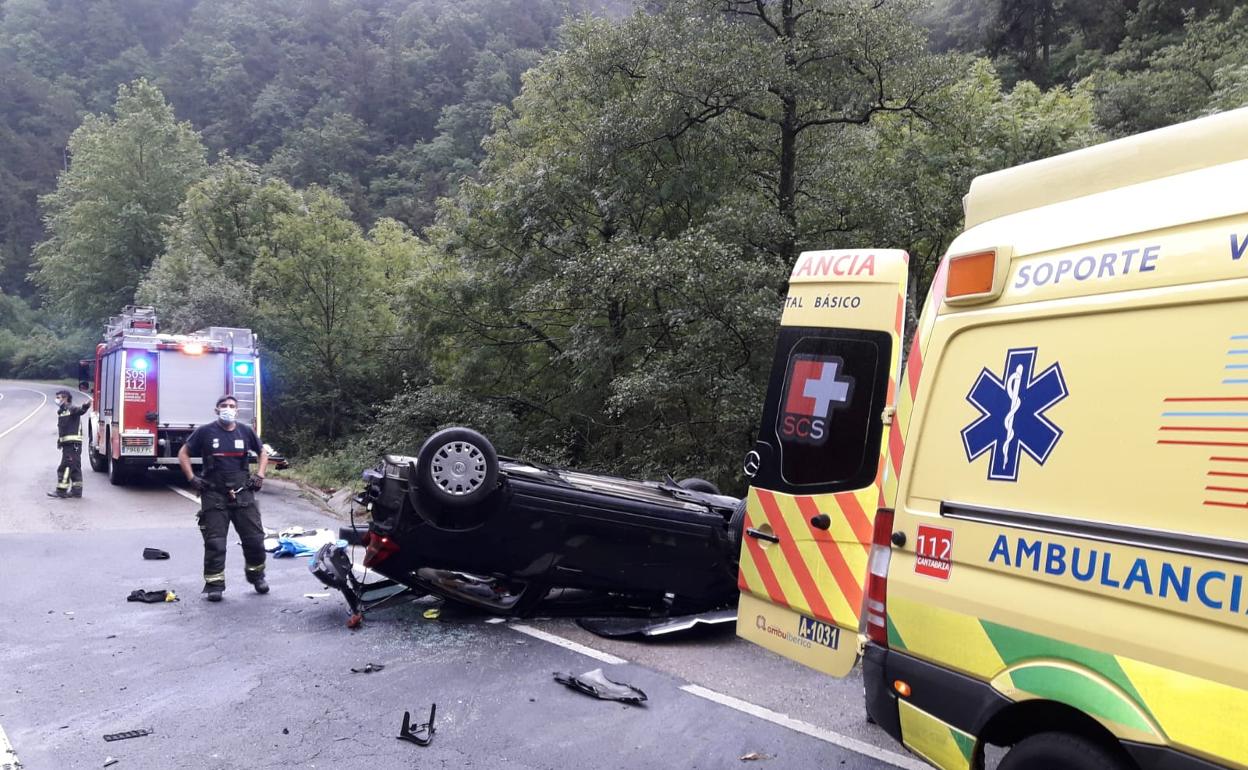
1094,6,1248,136
922,0,1241,88
31,79,206,323
0,0,584,295
250,188,409,445
0,292,94,378
137,159,299,332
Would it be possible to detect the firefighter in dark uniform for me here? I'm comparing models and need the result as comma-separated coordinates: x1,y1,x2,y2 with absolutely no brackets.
48,390,92,499
177,394,269,602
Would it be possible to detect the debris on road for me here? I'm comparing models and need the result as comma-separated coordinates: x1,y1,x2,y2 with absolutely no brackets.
740,752,772,761
396,705,436,746
125,589,177,603
303,593,331,599
422,607,441,620
553,669,647,705
141,548,170,560
266,527,337,557
576,609,737,639
102,728,152,742
104,756,119,767
350,663,385,674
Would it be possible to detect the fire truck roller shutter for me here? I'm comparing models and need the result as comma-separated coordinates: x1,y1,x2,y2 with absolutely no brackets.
158,350,229,427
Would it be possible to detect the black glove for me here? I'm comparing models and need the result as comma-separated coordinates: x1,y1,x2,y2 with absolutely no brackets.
188,476,205,492
249,474,264,491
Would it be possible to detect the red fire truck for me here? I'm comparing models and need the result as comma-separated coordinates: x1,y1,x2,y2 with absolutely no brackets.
78,306,265,485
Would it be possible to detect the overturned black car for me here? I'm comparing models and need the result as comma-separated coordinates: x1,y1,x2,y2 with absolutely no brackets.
311,427,747,623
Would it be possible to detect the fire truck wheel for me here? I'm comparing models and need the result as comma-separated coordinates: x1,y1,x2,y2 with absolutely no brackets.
88,426,107,473
108,456,131,486
415,427,499,509
678,477,721,495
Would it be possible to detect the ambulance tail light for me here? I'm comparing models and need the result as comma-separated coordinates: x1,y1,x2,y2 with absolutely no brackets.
363,532,399,568
864,507,895,647
944,246,1013,305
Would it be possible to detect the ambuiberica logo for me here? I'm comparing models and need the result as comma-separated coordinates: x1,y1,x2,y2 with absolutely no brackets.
780,355,855,446
962,347,1069,481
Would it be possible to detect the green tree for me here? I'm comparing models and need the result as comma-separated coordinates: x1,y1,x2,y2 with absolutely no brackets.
250,187,407,444
1095,7,1248,136
850,60,1101,324
32,79,206,322
137,159,299,331
403,1,954,484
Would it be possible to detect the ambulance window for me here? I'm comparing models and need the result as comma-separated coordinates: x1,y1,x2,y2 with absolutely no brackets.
754,328,891,493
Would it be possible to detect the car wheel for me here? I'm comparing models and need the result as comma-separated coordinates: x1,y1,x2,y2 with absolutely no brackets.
88,424,107,473
728,498,747,553
678,477,720,495
415,427,500,508
998,733,1129,770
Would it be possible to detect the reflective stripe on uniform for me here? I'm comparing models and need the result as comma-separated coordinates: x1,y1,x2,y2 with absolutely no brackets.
245,563,265,572
203,572,226,584
58,434,83,443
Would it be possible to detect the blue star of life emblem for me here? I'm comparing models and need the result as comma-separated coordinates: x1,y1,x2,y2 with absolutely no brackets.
961,347,1068,482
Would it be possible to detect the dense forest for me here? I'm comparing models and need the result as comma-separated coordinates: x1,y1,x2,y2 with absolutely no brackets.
1,0,1245,488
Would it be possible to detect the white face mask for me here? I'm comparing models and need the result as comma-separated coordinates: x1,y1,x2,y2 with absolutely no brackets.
218,407,238,424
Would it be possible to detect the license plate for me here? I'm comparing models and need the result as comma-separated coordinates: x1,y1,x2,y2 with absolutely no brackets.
797,615,840,649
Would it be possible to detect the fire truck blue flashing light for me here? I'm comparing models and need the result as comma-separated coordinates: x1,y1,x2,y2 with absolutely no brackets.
233,360,254,377
131,356,149,371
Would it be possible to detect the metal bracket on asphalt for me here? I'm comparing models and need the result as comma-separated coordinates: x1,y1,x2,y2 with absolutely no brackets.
396,705,436,746
102,728,152,742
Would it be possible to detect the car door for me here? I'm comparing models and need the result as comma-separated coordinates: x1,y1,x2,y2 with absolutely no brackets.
737,249,908,676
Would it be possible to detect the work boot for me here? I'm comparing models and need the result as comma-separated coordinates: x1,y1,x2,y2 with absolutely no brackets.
204,583,224,602
46,489,69,499
251,577,270,595
68,488,82,498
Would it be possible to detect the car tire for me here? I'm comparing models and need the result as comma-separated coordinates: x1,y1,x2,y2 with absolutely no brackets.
998,732,1129,770
415,427,500,508
88,424,107,473
728,498,747,554
678,477,721,495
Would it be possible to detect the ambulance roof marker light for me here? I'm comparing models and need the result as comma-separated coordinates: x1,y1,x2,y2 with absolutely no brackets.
183,342,204,355
944,245,1014,305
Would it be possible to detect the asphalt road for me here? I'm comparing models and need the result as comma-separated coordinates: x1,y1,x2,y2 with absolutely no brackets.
0,380,928,770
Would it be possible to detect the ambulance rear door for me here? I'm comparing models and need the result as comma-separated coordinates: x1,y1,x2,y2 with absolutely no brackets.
737,249,908,676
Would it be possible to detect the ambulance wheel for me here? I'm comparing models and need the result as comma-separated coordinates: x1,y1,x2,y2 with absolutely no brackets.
415,427,499,508
678,477,720,495
998,732,1129,770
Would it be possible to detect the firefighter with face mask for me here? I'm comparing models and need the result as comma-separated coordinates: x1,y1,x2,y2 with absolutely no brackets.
48,390,92,499
178,395,270,602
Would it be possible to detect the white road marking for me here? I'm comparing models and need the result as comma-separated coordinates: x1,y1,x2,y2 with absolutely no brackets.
509,624,628,665
0,387,47,441
0,720,22,770
680,684,929,770
167,485,201,505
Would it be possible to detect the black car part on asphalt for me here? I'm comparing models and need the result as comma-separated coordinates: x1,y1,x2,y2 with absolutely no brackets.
397,706,436,746
311,426,747,624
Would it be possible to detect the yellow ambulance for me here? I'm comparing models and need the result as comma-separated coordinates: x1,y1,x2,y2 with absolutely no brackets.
736,107,1248,770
